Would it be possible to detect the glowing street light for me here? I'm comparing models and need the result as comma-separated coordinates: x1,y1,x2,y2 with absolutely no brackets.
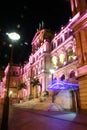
6,32,20,41
1,32,20,130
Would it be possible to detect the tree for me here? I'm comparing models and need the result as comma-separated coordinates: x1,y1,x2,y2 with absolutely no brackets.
18,82,27,100
31,78,41,98
18,82,26,90
31,78,40,87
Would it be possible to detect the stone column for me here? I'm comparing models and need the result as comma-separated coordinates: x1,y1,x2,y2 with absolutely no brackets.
44,75,46,91
78,73,87,111
34,85,38,98
77,29,87,112
74,32,84,66
80,29,87,64
29,78,33,99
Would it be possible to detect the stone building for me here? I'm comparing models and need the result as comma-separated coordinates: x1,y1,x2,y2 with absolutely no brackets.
0,0,87,112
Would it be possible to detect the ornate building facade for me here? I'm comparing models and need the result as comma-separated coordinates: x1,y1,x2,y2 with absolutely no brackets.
0,0,87,111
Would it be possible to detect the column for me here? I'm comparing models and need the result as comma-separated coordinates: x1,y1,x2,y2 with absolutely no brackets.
80,29,87,64
74,32,84,66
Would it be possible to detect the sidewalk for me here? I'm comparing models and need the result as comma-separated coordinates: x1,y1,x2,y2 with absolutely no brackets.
13,96,87,126
34,110,87,126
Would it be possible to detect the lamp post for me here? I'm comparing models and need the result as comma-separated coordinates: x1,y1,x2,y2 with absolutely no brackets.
49,69,55,103
6,32,20,97
1,32,20,130
49,69,55,81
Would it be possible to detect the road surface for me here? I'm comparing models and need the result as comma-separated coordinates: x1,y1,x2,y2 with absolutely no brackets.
0,105,87,130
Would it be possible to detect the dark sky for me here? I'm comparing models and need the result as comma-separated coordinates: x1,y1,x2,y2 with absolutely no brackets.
0,0,72,69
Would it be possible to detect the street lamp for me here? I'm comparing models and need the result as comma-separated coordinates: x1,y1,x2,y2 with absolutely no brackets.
6,32,20,96
1,32,20,130
7,32,20,41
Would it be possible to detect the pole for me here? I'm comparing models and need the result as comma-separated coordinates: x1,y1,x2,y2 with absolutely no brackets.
0,45,14,130
52,73,53,81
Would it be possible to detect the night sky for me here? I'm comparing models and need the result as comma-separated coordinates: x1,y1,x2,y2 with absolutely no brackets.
0,0,72,69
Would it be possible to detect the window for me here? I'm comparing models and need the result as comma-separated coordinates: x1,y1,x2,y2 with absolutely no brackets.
53,42,56,49
65,32,68,40
59,53,65,65
67,47,73,62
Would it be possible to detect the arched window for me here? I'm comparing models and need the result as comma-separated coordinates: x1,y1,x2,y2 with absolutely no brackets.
59,52,65,66
67,47,73,62
51,56,58,66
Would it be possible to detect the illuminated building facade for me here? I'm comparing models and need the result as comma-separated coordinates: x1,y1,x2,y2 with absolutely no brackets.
70,0,87,111
0,0,87,111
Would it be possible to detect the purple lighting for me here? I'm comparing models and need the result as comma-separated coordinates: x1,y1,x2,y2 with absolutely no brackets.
48,78,79,90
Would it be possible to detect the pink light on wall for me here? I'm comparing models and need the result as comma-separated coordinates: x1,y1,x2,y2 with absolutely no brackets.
4,64,10,76
44,44,46,52
75,0,78,7
0,83,5,98
78,65,87,76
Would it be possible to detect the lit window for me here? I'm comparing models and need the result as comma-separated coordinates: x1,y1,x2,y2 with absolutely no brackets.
67,47,73,62
59,53,65,64
52,56,58,66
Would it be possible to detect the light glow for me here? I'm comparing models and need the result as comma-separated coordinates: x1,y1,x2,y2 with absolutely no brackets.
49,69,55,74
59,53,65,64
6,32,20,41
48,78,79,90
52,56,58,65
54,113,77,121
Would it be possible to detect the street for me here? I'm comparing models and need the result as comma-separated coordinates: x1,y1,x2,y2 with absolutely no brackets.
0,105,87,130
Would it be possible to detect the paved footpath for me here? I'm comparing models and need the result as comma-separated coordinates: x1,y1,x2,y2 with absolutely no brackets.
14,99,87,126
0,104,87,130
10,107,87,130
33,110,87,126
1,97,87,130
